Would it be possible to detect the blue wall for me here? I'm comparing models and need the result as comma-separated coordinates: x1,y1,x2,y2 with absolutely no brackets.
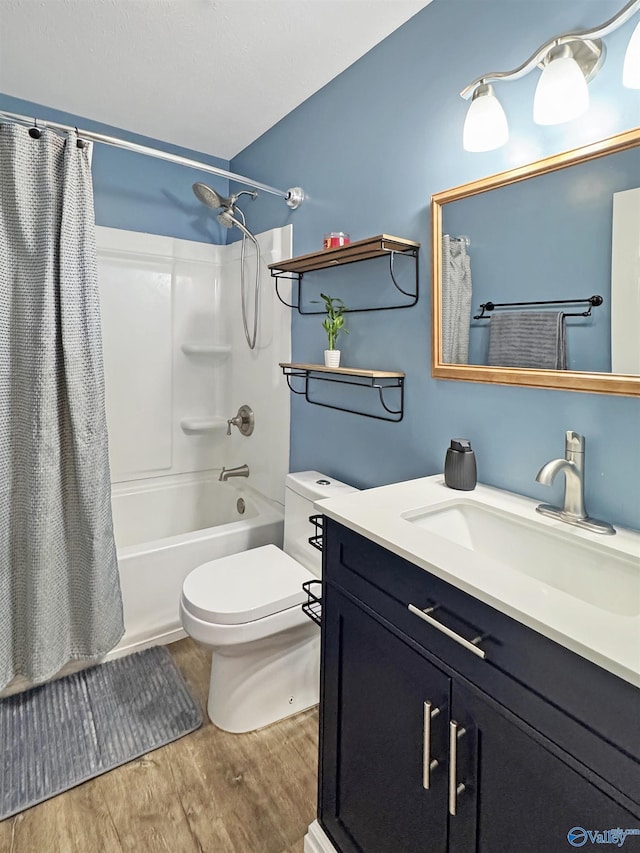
0,93,233,245
231,0,640,530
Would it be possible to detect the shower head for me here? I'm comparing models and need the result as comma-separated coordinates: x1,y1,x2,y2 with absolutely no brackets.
219,210,258,244
192,182,232,210
201,193,261,352
193,182,258,213
217,210,236,229
194,181,259,245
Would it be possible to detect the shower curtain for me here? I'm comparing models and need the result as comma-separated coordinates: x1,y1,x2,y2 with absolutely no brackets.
0,123,124,691
441,235,472,364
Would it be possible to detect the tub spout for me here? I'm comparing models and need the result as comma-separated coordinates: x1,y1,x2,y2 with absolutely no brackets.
219,464,250,482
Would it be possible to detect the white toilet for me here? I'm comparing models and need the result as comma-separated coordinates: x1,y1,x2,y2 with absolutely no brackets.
179,471,357,733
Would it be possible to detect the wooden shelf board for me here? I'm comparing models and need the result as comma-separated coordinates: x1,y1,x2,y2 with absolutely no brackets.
269,234,420,274
280,362,405,379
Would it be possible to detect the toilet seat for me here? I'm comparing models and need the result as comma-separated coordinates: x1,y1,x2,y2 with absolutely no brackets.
179,596,314,648
181,544,315,625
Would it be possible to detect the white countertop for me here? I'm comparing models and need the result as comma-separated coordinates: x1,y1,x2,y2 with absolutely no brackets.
315,475,640,688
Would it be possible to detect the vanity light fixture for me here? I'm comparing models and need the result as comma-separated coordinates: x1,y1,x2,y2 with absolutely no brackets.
533,43,591,125
463,84,509,151
461,0,640,151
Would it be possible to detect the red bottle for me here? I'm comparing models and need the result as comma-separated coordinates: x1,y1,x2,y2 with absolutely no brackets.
323,232,350,249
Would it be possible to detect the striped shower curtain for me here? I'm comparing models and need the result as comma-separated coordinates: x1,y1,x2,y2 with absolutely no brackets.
0,123,124,691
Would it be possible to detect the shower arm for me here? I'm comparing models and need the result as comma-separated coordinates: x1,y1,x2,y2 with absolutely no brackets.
0,109,305,209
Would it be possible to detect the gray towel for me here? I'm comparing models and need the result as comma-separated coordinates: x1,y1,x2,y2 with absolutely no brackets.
487,311,567,369
441,235,472,364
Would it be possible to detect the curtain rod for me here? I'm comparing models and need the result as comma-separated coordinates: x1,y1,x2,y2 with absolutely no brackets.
0,109,305,209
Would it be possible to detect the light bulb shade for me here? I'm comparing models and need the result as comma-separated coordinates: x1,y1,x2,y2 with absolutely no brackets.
533,48,589,125
623,19,640,89
463,85,509,152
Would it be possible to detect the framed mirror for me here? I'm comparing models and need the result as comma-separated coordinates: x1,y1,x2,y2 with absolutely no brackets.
431,127,640,396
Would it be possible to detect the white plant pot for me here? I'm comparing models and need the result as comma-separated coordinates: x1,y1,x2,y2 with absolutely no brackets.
324,349,341,368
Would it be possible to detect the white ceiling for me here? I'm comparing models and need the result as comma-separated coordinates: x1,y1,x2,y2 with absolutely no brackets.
1,0,431,160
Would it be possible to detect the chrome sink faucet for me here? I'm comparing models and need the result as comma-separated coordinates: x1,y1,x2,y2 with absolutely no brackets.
219,464,250,482
535,431,615,535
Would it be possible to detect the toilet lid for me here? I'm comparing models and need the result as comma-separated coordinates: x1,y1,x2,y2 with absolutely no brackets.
182,544,316,625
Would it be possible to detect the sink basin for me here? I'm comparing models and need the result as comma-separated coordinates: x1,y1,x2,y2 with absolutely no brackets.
402,501,640,618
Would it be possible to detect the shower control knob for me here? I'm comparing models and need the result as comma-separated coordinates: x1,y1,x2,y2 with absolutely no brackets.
226,405,255,437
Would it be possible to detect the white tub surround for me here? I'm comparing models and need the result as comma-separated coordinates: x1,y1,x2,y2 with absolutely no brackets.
97,223,292,505
97,225,292,657
316,475,640,687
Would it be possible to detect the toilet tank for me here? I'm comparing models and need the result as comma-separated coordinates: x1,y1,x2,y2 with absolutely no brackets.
284,471,358,577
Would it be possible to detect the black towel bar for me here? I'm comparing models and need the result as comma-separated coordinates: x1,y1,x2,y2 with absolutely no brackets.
473,295,603,320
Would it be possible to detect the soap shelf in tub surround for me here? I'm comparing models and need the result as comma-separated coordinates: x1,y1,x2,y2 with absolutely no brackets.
181,343,231,357
279,362,405,422
268,234,420,314
180,417,227,434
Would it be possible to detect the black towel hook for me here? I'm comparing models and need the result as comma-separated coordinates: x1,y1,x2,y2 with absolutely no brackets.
28,118,41,140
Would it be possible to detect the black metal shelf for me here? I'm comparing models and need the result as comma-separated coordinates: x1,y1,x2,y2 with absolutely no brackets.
269,234,419,315
308,514,324,552
280,363,405,422
302,580,322,627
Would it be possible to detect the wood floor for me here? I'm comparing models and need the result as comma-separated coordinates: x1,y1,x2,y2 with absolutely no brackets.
0,639,319,853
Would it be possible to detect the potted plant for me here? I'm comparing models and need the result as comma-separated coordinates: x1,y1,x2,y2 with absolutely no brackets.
318,293,348,367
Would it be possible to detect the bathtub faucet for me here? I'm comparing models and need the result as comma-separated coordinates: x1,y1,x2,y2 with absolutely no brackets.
219,464,250,482
227,405,255,436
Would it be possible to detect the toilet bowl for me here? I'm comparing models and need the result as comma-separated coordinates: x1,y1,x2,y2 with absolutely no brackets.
179,471,357,733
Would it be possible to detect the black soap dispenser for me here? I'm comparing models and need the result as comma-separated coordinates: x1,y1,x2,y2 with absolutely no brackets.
444,439,477,491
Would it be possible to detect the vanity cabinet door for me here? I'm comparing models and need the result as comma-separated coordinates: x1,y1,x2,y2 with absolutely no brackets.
319,585,451,853
449,680,640,853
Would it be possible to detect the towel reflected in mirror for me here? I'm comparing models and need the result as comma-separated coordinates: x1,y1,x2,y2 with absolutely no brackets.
487,311,567,370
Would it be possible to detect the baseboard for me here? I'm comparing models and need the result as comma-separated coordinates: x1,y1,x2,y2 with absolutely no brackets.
304,820,338,853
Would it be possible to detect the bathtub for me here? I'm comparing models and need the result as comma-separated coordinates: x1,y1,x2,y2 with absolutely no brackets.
109,471,284,658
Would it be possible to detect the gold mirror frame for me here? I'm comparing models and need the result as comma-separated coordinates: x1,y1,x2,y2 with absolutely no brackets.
431,126,640,397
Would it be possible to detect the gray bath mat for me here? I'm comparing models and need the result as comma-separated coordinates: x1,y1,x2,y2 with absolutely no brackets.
0,645,202,821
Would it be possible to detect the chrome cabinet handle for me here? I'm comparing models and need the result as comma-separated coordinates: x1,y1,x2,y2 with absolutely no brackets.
408,604,487,660
448,721,467,816
422,701,440,789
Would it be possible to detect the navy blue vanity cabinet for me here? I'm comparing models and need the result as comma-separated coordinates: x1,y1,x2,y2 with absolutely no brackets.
448,681,640,853
318,519,640,853
320,584,450,853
